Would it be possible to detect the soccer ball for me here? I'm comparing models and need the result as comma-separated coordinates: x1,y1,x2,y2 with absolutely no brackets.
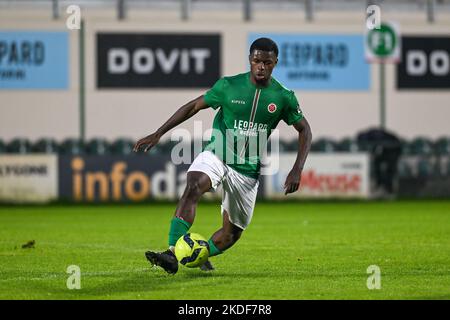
174,233,210,268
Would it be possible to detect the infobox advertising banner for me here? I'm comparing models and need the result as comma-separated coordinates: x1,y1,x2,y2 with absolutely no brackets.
248,33,370,90
58,155,224,202
397,36,450,89
97,33,221,88
264,153,370,199
59,155,189,202
0,31,69,89
0,155,58,203
58,155,266,202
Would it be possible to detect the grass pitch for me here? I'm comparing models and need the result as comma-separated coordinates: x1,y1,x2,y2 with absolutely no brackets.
0,201,449,300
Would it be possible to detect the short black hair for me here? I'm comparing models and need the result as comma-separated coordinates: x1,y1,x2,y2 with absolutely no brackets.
249,38,278,57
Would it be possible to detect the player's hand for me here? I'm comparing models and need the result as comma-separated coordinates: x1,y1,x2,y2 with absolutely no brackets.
133,132,161,153
283,167,302,195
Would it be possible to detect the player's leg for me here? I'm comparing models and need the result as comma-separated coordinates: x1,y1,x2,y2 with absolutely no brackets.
146,151,225,274
145,171,212,274
168,171,212,250
206,169,259,260
208,209,243,256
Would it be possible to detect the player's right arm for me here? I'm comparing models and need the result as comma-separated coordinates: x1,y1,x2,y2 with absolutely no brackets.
133,95,209,153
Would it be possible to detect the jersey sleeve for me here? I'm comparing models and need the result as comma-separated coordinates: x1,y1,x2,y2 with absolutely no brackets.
204,78,226,110
282,90,304,125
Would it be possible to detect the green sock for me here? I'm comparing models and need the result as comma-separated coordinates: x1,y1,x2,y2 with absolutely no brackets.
207,238,223,257
168,217,192,247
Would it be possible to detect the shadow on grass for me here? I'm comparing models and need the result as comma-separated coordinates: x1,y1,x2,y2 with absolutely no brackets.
24,266,285,299
26,269,227,299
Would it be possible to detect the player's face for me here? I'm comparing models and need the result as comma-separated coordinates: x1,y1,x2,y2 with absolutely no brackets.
249,50,278,84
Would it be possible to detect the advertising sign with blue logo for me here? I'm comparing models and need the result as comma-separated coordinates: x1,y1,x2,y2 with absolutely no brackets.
249,34,370,90
0,31,68,89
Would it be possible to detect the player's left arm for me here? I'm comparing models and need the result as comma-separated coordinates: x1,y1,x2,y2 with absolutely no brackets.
284,117,312,195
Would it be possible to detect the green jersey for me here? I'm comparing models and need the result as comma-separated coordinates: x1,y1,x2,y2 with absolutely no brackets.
203,72,303,179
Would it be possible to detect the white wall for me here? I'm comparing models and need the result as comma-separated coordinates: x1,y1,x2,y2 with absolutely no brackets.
1,8,449,144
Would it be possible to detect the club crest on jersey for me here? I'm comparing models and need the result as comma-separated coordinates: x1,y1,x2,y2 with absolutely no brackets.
268,103,277,113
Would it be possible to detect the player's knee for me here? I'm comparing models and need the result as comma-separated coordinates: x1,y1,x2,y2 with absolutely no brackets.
183,180,203,201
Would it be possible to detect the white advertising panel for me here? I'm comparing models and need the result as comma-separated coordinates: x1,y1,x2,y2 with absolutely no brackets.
0,155,58,203
264,153,370,199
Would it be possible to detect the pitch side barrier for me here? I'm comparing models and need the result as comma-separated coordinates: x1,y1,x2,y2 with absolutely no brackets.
2,152,450,203
0,152,377,203
0,152,450,204
4,152,450,203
